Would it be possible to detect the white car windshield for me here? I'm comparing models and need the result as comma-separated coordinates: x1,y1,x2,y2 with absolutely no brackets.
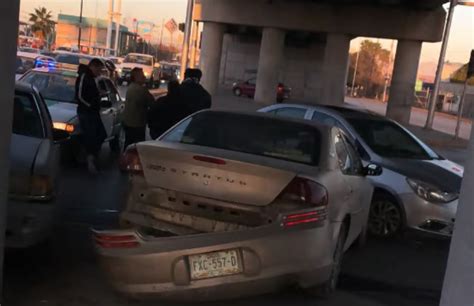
124,54,153,66
22,72,76,105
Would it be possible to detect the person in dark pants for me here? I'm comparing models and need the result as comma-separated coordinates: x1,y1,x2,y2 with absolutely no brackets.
122,68,155,149
148,80,180,140
75,59,107,175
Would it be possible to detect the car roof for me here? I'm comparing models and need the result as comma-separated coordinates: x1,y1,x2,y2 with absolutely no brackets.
29,67,78,77
17,51,38,59
126,53,153,58
273,103,386,121
199,109,334,133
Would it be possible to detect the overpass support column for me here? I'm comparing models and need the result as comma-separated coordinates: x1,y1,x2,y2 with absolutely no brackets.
321,33,351,106
255,27,285,105
386,40,422,124
200,22,225,96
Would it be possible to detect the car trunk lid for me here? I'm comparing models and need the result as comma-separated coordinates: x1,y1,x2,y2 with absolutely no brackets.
137,141,297,207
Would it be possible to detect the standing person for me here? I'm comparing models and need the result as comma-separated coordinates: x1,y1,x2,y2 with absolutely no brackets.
122,67,155,149
177,68,212,118
75,58,107,175
148,80,181,140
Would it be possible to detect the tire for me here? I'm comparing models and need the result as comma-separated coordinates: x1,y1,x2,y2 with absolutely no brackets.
117,79,123,86
233,88,242,97
276,97,284,103
368,193,403,238
109,126,125,153
306,221,348,298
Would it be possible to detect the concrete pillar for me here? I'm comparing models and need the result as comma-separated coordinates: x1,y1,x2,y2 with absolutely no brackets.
254,28,285,105
0,1,20,298
440,125,474,306
386,40,422,124
200,22,225,96
320,33,351,106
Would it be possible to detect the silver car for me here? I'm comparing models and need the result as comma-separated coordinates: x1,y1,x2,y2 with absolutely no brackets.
19,68,125,157
94,111,380,300
7,83,68,248
259,104,463,238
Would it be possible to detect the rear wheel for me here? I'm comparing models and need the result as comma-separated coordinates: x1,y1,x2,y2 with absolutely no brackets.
306,221,348,297
276,97,284,103
368,193,403,238
233,88,242,97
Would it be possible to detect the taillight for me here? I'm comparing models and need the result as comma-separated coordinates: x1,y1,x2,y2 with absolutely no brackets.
278,177,328,207
193,155,226,165
278,177,328,228
120,146,143,175
94,232,140,249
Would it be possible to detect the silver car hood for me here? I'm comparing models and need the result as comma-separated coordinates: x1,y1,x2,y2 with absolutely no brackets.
47,101,77,123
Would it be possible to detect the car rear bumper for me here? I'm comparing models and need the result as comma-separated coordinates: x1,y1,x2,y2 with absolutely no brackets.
6,200,55,248
401,193,457,237
95,216,335,300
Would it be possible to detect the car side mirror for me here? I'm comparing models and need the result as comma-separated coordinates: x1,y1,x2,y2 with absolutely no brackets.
363,163,383,176
53,128,70,144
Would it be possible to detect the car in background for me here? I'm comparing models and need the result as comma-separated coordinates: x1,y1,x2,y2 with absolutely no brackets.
94,110,380,300
118,53,160,88
54,52,93,71
18,47,41,54
232,78,291,103
259,104,463,238
16,51,37,75
40,50,59,58
7,82,69,248
107,56,124,65
159,61,181,82
19,68,125,158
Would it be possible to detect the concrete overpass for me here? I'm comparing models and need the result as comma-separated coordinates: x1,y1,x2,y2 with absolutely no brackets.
194,0,448,124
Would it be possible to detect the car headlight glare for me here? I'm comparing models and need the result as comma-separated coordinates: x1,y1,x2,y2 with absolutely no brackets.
53,122,75,133
406,178,458,204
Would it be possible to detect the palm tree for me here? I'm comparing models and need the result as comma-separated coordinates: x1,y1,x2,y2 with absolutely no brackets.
29,7,55,46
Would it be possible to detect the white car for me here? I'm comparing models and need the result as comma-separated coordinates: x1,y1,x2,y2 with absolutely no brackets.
118,53,161,88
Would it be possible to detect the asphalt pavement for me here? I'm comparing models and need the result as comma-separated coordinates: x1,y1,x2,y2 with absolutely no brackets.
2,85,453,306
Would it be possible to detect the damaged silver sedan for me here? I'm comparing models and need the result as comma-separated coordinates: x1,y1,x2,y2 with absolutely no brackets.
94,111,381,300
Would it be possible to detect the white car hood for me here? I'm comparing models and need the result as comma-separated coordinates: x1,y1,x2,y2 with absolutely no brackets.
120,63,153,72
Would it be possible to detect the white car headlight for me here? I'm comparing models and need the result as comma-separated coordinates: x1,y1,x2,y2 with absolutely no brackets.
406,178,458,204
144,71,150,77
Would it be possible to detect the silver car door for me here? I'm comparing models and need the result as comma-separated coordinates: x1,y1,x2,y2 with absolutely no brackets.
98,79,115,138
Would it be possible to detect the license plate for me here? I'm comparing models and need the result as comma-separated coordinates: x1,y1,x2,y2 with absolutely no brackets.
189,249,242,280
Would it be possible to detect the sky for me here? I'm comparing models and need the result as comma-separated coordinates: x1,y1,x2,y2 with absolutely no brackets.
20,0,474,64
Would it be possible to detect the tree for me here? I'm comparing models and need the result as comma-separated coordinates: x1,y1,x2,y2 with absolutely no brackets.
450,64,474,86
348,40,391,98
29,7,55,48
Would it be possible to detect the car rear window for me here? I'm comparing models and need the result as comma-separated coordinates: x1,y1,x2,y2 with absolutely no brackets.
12,92,44,138
162,112,321,165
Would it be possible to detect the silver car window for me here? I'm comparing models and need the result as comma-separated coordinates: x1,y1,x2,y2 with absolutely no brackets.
334,132,362,175
13,92,44,139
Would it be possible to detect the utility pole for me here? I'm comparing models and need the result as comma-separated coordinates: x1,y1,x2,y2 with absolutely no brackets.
77,0,84,51
105,0,114,56
350,50,360,97
190,21,199,68
425,0,456,129
113,0,122,56
454,50,474,139
180,0,194,79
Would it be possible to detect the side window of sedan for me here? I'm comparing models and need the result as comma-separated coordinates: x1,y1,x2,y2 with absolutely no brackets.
335,132,362,175
274,107,307,119
12,92,44,139
312,111,338,127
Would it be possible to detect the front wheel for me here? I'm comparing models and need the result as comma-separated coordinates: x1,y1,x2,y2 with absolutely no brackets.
368,193,403,238
233,88,242,97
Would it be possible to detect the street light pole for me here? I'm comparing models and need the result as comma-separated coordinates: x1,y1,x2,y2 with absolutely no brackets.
425,0,456,129
180,0,194,79
350,50,360,97
78,0,84,51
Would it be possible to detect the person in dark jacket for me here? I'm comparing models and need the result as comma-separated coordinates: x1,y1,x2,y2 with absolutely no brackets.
75,58,107,174
176,68,212,119
148,80,180,140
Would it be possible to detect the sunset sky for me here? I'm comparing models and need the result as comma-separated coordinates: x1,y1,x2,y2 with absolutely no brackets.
20,0,474,65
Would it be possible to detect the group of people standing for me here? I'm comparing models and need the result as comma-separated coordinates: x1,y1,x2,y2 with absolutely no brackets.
74,59,211,175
